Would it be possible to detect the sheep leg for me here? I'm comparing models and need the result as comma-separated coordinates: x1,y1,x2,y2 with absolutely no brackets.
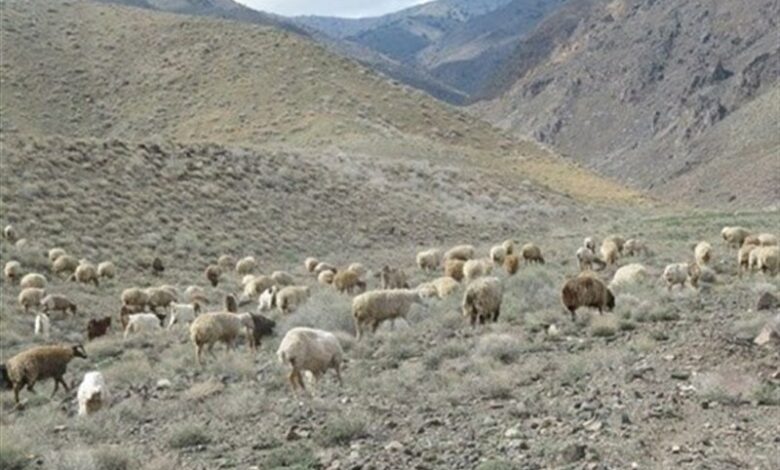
371,320,380,333
57,376,70,392
51,380,59,397
333,363,343,387
354,319,362,340
195,345,204,365
13,382,25,404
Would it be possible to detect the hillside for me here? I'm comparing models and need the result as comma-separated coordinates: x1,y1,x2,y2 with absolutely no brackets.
473,0,780,209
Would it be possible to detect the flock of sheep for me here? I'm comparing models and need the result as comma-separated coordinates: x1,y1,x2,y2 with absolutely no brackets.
0,222,778,412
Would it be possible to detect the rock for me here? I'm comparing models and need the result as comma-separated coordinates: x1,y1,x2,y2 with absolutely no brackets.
671,445,681,453
670,370,691,380
504,426,522,438
285,425,309,441
560,443,586,464
755,314,780,345
156,379,172,390
756,292,779,311
385,441,404,452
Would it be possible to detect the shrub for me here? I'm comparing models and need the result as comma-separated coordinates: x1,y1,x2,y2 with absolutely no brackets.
315,414,368,447
168,424,211,449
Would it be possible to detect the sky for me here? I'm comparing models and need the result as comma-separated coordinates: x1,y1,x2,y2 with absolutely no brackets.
236,0,432,18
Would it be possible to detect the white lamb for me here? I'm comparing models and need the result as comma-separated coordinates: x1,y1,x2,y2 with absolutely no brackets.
277,327,343,395
34,313,50,339
77,371,109,416
124,313,163,338
167,303,202,328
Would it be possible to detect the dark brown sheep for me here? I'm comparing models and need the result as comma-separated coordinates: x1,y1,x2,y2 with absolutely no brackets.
444,259,466,282
249,313,276,346
503,254,520,275
561,274,615,321
152,257,165,276
4,344,88,404
205,264,221,287
87,317,112,340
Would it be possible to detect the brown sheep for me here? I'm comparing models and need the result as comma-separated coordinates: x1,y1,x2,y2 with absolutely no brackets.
205,264,221,287
520,243,545,264
444,259,465,282
152,257,165,276
87,317,112,340
561,274,615,321
380,265,409,289
333,270,366,294
40,294,77,317
225,294,238,313
503,254,520,275
4,344,88,404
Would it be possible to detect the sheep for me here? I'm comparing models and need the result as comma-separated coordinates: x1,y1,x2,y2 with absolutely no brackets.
444,259,466,282
34,313,50,339
257,287,276,312
241,274,256,286
189,311,256,364
152,257,165,276
444,244,475,262
521,243,545,264
204,264,221,287
225,294,238,313
243,275,276,299
276,286,311,314
86,317,112,340
604,235,626,254
3,224,18,243
743,234,760,247
461,277,503,326
333,270,366,294
417,276,459,299
577,247,606,271
463,258,493,282
184,285,208,304
145,287,177,314
694,241,713,267
236,256,257,275
502,239,516,255
738,244,757,274
380,265,409,289
247,313,275,347
48,247,67,263
97,261,116,279
608,263,649,290
19,272,46,290
721,226,751,249
662,262,700,290
167,303,202,328
40,294,77,317
749,246,780,276
490,245,507,264
352,289,425,340
346,263,367,278
217,254,236,271
124,313,163,338
3,344,87,404
77,371,109,416
583,237,596,252
121,287,149,312
758,233,779,246
561,274,615,321
271,270,295,286
304,257,319,273
623,239,648,256
600,240,619,266
315,262,337,274
318,269,336,285
18,287,46,313
277,327,343,395
503,254,520,275
70,262,99,286
4,261,22,282
417,249,442,271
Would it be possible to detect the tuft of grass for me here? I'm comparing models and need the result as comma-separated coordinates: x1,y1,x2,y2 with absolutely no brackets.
0,444,29,470
168,424,212,449
261,443,318,469
476,460,522,470
423,342,469,370
315,414,369,447
93,446,136,470
475,334,523,364
589,315,618,337
752,383,780,406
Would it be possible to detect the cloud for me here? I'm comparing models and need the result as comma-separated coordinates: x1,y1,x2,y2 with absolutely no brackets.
236,0,432,18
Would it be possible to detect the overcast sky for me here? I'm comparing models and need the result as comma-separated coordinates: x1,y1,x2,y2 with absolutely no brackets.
236,0,432,18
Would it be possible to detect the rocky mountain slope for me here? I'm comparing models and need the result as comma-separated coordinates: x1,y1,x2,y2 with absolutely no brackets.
473,0,780,209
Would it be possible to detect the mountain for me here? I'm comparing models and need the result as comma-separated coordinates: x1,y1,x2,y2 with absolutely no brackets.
473,0,780,208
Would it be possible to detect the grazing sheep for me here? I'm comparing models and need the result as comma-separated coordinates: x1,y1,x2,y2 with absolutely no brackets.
577,247,606,272
333,270,366,294
521,243,545,264
4,261,22,282
304,257,319,273
276,286,311,314
248,313,275,347
241,274,256,286
352,289,425,340
444,244,475,262
417,249,442,271
167,303,202,328
217,254,236,271
19,287,46,313
124,313,163,338
318,270,336,285
77,371,109,416
503,254,520,275
461,277,503,326
3,224,18,243
236,256,257,275
257,287,276,312
346,263,367,278
694,241,713,267
243,275,276,299
623,239,648,256
145,287,177,314
600,240,619,266
34,313,50,339
48,248,67,263
86,317,112,340
97,261,116,279
4,344,87,404
749,246,780,276
152,257,165,276
583,237,596,252
40,294,77,317
738,244,757,274
502,239,516,255
380,265,409,289
189,312,256,364
315,262,337,274
271,271,295,286
277,327,343,395
609,263,649,290
20,272,46,289
490,245,507,264
721,226,751,249
758,233,779,246
70,262,99,286
463,258,493,282
561,274,615,321
662,262,701,290
743,235,760,247
204,264,221,287
184,285,208,304
604,235,626,254
419,276,460,299
225,294,238,313
121,287,149,312
444,259,466,282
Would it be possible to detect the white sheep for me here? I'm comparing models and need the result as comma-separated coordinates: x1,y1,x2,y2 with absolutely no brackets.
609,263,649,290
277,327,343,395
694,241,713,267
97,261,116,279
20,273,47,289
3,224,18,243
444,244,475,262
623,239,648,256
243,275,276,299
48,247,67,263
502,239,516,255
77,371,109,416
184,285,208,304
416,249,442,271
346,263,367,278
241,274,257,286
34,313,50,339
70,262,99,286
757,233,779,246
123,313,163,338
167,302,202,328
218,254,236,271
235,256,257,275
318,270,336,285
583,237,596,252
189,311,256,364
145,286,177,314
721,226,751,249
4,261,22,282
662,262,700,290
276,285,310,314
461,276,503,326
352,289,426,340
600,240,619,266
121,287,149,312
304,257,319,273
576,247,605,272
19,287,46,313
489,245,507,264
271,271,295,286
257,286,276,312
315,262,337,274
418,276,459,299
749,246,779,276
463,258,493,282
